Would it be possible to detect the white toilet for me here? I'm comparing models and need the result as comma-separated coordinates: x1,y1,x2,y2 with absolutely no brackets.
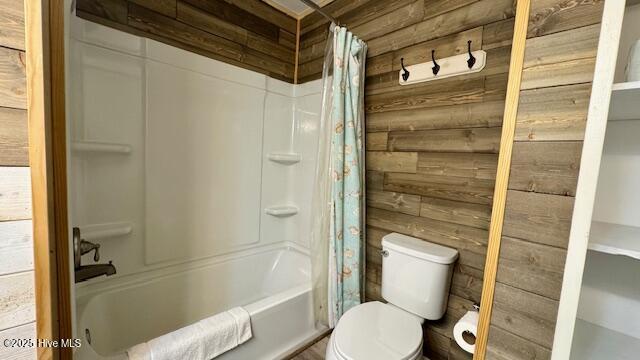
326,232,459,360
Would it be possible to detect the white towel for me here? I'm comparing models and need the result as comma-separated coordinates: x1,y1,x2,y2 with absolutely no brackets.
199,307,252,358
127,343,151,360
126,307,252,360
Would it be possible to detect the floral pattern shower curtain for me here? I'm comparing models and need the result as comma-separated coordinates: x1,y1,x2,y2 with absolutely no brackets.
311,25,367,328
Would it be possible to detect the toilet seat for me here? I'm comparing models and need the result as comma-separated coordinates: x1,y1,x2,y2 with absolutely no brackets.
330,301,423,360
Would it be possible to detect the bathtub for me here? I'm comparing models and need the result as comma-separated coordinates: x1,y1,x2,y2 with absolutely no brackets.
74,244,324,359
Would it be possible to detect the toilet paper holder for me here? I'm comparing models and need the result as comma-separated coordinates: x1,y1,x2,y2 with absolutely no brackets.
453,304,480,354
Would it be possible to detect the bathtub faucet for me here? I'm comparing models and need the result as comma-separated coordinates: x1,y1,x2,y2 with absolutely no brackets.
75,262,117,283
73,227,117,283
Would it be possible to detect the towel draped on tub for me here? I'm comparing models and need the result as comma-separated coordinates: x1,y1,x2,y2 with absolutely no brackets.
127,307,252,360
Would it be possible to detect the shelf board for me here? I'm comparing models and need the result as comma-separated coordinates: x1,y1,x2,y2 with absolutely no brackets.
609,81,640,121
571,319,640,360
589,221,640,260
265,206,298,217
267,152,300,165
81,222,133,241
72,141,132,154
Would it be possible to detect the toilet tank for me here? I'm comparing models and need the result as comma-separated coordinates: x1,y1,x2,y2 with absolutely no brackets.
381,233,458,320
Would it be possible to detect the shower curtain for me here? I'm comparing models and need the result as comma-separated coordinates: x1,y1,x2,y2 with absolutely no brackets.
310,25,367,328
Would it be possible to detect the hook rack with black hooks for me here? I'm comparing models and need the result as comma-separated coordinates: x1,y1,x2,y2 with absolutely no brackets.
400,58,410,81
398,41,487,85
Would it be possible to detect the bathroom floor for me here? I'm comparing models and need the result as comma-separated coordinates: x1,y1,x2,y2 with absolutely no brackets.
290,335,429,359
290,336,330,359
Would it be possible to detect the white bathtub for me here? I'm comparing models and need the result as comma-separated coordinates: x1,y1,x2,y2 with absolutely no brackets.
74,245,324,359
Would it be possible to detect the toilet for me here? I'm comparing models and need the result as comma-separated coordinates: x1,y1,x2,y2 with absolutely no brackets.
326,232,458,360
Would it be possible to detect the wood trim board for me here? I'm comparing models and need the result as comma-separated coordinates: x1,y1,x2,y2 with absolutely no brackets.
25,2,56,358
295,18,301,84
50,1,73,357
24,0,72,359
473,0,531,359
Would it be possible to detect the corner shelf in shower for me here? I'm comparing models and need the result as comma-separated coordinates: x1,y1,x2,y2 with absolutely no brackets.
267,152,300,165
81,222,133,241
609,81,640,121
72,141,132,154
265,206,298,217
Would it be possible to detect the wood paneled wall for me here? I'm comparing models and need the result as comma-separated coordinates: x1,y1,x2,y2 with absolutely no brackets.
300,1,516,359
485,1,604,359
300,1,604,359
75,0,298,82
0,0,36,359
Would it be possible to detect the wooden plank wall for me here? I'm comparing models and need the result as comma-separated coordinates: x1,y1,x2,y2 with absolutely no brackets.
0,0,36,359
300,0,606,359
75,0,298,82
485,1,604,359
299,1,516,359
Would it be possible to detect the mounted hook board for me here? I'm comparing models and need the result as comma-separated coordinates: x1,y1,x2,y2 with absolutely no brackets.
399,50,487,85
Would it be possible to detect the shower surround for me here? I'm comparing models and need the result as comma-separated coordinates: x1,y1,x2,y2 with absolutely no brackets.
69,19,325,359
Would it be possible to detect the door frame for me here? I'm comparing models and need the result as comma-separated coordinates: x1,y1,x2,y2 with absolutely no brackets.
25,0,73,359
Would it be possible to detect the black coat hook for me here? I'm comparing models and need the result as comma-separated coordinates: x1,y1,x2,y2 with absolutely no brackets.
400,58,410,81
467,40,476,69
431,50,440,75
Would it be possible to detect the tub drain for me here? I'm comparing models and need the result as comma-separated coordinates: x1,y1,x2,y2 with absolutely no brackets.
85,328,92,345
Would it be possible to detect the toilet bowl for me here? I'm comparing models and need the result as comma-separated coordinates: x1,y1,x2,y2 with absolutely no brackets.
325,302,423,360
325,233,458,360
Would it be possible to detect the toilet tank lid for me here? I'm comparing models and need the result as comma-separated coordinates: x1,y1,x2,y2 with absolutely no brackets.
382,233,458,264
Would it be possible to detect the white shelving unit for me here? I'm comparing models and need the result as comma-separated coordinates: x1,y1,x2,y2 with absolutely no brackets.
560,2,640,360
576,251,640,340
609,81,640,120
589,221,640,260
571,319,640,360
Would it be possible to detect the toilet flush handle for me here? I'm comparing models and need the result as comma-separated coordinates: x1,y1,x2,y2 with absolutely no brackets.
380,249,389,257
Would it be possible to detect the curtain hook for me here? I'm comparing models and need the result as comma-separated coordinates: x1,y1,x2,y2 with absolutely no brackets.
467,40,476,69
431,50,440,75
400,58,410,81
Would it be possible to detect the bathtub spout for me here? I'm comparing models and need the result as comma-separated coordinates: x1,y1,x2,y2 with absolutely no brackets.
75,262,117,283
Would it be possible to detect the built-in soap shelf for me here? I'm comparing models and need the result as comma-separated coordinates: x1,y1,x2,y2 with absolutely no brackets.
72,141,132,154
267,152,300,165
81,222,133,241
265,206,298,217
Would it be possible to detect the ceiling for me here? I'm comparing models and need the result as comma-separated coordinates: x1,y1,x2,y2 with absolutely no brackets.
263,0,336,19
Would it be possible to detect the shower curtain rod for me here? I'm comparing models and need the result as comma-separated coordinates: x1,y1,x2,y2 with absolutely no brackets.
299,0,341,25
